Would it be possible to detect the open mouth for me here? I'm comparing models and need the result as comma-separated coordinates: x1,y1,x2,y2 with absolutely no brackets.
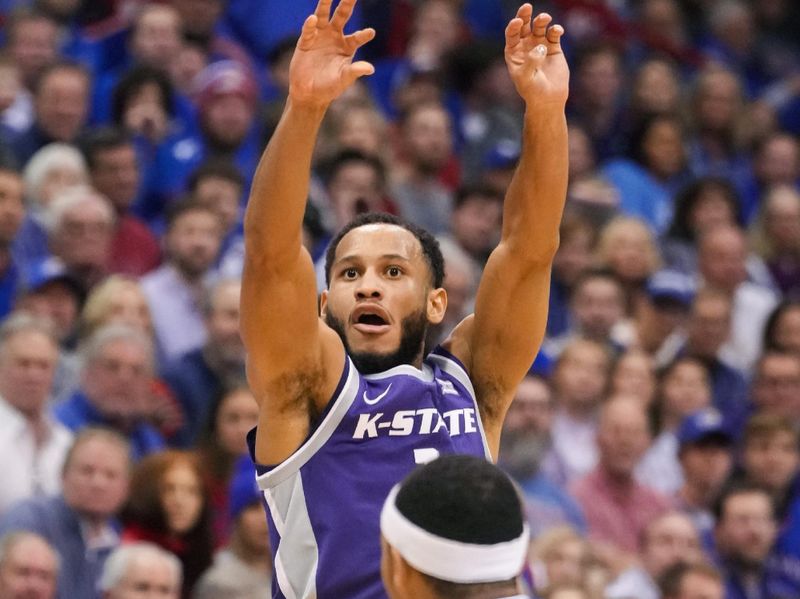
352,307,391,334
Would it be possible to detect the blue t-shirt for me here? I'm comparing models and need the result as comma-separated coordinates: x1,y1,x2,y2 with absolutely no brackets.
248,347,490,599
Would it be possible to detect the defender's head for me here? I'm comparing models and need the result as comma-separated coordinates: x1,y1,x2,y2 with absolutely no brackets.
322,213,447,374
380,455,528,599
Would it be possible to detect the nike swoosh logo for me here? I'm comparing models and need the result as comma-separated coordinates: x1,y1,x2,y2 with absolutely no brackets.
363,384,392,405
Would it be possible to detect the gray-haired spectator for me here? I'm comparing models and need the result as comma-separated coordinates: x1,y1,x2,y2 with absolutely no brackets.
13,142,89,272
53,324,165,460
0,531,59,599
0,314,72,516
140,200,222,362
161,277,244,446
99,542,182,599
0,428,131,599
44,185,115,292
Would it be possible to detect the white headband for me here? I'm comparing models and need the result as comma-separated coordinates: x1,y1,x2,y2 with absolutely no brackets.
379,485,530,584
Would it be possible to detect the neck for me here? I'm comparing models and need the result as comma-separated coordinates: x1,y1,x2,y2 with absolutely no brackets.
601,463,634,487
561,400,598,421
634,322,662,353
229,534,271,572
679,481,715,508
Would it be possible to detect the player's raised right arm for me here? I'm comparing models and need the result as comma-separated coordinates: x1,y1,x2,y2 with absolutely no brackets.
241,0,374,459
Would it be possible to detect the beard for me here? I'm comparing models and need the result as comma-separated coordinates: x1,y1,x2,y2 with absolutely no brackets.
325,308,429,375
498,430,551,482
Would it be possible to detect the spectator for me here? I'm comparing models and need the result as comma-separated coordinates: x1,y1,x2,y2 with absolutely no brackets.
390,101,455,234
15,257,84,348
54,324,165,460
763,300,800,356
661,177,743,277
686,67,750,197
636,357,713,494
605,511,703,599
713,483,800,598
161,277,243,445
10,61,91,166
81,127,160,276
141,200,221,361
681,287,749,416
542,339,611,486
749,351,800,426
121,450,213,599
742,132,800,221
144,61,260,222
439,183,503,269
629,58,682,119
14,142,89,271
749,185,800,297
609,349,657,408
674,408,735,545
547,212,596,338
4,8,60,92
91,4,183,124
0,164,25,318
543,269,626,359
80,275,153,339
618,269,695,367
0,55,30,137
529,527,590,596
188,160,245,261
0,428,131,599
738,415,800,540
0,531,59,599
99,542,182,599
195,384,259,545
0,314,71,515
698,224,779,371
571,395,672,554
567,42,626,161
44,185,115,292
111,66,178,149
193,458,271,598
594,216,661,312
659,562,724,599
602,113,690,233
499,374,586,536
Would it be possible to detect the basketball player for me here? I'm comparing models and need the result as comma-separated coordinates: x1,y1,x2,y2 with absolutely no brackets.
380,454,530,599
240,0,568,596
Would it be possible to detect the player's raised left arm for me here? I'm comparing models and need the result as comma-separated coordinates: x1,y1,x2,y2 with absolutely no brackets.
448,5,568,441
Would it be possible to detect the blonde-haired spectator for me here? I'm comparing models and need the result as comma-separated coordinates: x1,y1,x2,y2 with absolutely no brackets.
81,275,153,339
595,216,661,312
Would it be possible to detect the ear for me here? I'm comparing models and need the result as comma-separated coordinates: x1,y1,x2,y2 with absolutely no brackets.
388,545,415,595
426,287,447,325
319,289,329,318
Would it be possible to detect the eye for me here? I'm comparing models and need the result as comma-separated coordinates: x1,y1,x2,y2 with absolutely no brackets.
387,266,402,278
342,268,358,279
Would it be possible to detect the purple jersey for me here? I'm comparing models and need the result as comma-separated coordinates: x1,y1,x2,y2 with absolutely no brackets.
248,346,490,598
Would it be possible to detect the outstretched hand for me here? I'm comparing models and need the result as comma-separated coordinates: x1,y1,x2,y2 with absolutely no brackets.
289,0,376,108
505,4,569,109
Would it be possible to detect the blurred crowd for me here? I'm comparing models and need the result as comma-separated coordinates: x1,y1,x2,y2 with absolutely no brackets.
0,0,798,598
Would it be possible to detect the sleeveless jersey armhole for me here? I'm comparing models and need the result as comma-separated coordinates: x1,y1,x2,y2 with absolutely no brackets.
247,356,360,489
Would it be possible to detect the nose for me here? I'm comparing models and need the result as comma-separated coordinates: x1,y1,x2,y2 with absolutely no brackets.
355,271,383,300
